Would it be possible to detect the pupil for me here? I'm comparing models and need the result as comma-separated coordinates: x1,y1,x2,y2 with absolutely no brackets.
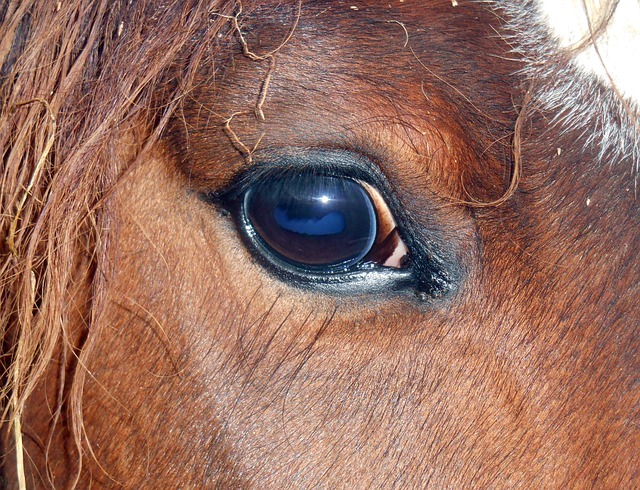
244,174,377,269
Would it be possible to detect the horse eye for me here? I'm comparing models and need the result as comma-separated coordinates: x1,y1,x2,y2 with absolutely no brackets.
242,172,409,273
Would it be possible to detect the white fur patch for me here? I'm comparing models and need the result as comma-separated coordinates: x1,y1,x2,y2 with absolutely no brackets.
538,0,640,105
489,0,639,171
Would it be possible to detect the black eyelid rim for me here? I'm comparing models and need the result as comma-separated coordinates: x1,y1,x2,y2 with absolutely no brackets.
204,147,457,300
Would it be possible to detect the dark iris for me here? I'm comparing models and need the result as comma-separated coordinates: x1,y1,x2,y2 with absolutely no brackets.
243,174,377,270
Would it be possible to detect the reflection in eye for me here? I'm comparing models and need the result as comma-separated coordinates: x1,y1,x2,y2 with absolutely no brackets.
243,172,409,273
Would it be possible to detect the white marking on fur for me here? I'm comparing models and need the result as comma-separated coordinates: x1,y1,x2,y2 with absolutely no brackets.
538,0,640,104
491,0,639,169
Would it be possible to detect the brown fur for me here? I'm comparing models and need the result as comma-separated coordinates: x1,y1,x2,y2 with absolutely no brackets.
1,0,638,488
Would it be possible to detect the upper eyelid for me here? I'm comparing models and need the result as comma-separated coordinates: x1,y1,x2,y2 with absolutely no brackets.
209,148,397,204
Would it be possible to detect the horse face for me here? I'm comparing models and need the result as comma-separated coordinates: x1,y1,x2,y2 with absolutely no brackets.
5,0,639,487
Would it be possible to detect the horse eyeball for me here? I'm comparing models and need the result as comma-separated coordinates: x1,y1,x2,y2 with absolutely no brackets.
243,173,408,273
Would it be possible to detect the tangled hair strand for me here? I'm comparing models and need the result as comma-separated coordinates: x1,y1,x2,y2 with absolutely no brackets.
0,0,237,485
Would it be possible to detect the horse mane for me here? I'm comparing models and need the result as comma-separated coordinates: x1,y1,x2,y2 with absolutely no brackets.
0,0,634,486
0,0,237,483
